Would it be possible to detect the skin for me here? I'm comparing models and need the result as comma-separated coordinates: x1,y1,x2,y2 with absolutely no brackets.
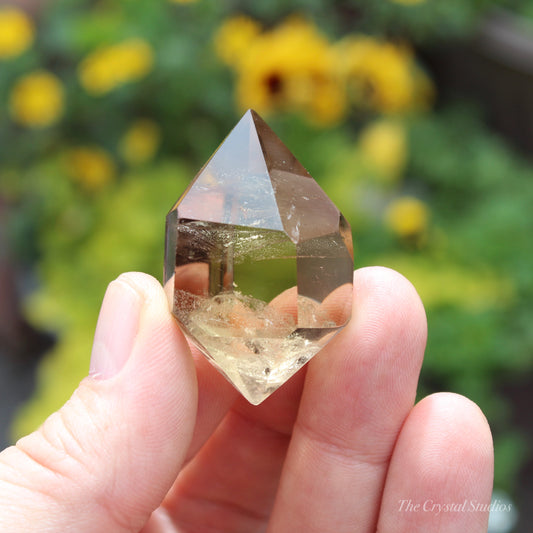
0,267,493,532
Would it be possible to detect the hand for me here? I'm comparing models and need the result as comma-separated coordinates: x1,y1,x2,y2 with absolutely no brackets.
0,268,493,532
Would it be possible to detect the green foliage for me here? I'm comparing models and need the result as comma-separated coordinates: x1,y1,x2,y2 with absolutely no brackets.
0,0,235,170
494,432,529,492
13,161,190,435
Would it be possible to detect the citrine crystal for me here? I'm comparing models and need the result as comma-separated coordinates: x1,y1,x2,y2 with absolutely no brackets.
164,110,353,404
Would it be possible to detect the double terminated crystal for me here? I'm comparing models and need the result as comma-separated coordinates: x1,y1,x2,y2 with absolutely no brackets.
164,110,353,404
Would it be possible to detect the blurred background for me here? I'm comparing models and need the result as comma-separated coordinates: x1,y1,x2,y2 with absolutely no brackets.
0,0,532,530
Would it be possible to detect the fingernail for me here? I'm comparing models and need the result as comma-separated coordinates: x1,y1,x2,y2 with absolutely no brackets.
89,278,142,379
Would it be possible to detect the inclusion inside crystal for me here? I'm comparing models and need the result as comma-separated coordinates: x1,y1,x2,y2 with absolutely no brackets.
165,110,353,404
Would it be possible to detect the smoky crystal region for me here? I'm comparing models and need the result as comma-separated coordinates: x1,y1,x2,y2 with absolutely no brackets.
164,109,353,405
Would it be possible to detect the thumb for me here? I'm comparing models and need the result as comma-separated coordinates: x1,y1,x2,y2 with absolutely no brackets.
0,272,197,533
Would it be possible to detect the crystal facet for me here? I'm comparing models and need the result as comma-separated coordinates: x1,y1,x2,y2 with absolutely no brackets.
164,110,353,404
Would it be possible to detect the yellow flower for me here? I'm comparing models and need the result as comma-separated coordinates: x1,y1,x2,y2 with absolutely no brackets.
65,147,116,191
0,8,34,59
79,39,154,95
10,71,64,128
359,119,407,182
385,196,429,240
339,36,432,113
232,17,346,125
214,15,262,67
120,119,161,165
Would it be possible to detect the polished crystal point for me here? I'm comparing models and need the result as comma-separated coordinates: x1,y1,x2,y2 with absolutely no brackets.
164,110,353,404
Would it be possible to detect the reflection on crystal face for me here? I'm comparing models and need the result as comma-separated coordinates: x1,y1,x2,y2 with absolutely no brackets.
165,109,353,404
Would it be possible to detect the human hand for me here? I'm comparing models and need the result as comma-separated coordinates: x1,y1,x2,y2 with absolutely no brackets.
0,268,493,532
